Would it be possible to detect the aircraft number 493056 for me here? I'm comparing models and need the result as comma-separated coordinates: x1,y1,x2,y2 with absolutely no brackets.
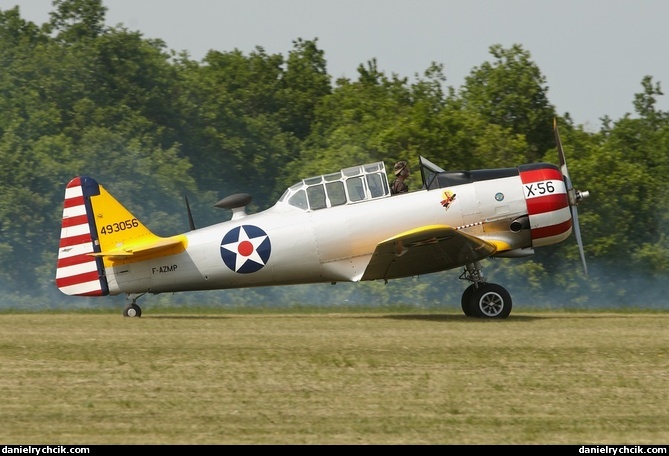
100,219,139,235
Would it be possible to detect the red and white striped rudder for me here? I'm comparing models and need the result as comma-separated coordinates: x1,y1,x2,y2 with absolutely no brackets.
55,176,109,296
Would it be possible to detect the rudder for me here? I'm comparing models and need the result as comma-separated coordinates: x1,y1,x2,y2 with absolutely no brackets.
56,176,109,296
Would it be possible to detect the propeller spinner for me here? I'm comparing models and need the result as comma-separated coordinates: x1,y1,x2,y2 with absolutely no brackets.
553,118,590,276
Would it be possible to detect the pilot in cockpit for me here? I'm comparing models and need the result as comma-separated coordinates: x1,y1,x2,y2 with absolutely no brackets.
390,161,410,195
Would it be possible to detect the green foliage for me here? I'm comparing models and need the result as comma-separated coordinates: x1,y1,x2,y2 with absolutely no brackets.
459,44,557,161
47,0,107,43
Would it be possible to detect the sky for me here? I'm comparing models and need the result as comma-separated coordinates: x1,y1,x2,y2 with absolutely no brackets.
1,0,668,131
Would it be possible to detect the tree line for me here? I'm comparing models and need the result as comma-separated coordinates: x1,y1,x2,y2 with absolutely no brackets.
1,0,667,310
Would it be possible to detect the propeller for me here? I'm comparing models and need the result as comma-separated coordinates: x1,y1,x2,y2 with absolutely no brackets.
553,118,590,276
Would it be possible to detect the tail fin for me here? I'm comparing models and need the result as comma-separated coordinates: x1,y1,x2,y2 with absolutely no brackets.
56,176,187,297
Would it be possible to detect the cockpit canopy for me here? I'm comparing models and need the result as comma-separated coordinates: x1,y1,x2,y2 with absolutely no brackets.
278,156,502,212
279,162,391,211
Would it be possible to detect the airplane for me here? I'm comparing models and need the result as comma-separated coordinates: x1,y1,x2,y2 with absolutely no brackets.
55,120,589,318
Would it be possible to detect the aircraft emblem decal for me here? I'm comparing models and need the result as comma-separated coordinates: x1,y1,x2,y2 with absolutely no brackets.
440,190,457,210
220,225,272,273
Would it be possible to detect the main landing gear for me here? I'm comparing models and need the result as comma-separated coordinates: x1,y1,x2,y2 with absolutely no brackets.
123,293,146,317
459,262,512,319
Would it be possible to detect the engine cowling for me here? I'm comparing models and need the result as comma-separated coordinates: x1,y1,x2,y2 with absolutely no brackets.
518,163,572,248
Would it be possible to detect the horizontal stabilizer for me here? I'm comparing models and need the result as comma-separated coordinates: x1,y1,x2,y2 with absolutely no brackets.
89,235,187,260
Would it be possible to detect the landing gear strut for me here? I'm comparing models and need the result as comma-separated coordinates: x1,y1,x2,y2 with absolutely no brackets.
123,293,146,317
459,262,512,319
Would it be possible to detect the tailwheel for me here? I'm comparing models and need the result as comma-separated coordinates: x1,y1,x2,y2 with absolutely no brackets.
123,303,142,318
123,293,146,318
470,283,512,319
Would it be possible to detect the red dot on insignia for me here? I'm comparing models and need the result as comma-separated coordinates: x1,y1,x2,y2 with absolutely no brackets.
238,240,253,257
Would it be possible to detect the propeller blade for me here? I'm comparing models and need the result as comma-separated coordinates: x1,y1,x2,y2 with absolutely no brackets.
554,118,572,190
571,206,588,276
553,118,589,276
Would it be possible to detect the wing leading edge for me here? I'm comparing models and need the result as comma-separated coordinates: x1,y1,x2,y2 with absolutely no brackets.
361,225,497,281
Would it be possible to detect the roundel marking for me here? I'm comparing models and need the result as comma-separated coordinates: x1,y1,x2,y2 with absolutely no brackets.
495,192,504,202
220,225,271,273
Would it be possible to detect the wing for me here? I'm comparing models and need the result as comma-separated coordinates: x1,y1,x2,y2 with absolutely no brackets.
361,225,497,281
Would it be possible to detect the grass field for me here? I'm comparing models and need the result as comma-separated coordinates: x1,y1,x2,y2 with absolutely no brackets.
0,309,667,444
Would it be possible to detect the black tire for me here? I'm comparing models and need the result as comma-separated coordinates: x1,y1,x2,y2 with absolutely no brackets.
461,284,476,317
123,303,142,318
470,283,512,319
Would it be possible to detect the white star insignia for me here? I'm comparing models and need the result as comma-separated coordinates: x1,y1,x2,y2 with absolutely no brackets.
221,226,269,272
